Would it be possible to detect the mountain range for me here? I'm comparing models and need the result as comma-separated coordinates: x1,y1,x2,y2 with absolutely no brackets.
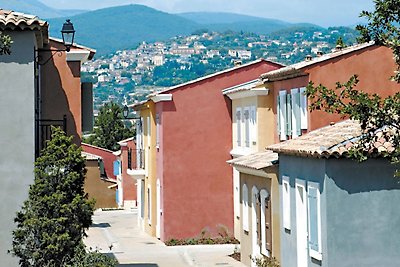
2,0,336,55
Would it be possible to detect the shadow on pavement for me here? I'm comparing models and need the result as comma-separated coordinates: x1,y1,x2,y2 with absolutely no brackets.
118,264,159,267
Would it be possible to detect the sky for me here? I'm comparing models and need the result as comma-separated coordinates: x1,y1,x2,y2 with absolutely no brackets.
40,0,375,27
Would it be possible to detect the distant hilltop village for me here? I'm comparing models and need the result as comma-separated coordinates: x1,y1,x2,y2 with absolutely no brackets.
82,28,357,115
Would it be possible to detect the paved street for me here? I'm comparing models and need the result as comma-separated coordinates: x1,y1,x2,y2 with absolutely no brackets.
84,209,246,267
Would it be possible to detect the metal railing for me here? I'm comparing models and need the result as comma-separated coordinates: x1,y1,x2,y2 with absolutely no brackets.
134,149,145,170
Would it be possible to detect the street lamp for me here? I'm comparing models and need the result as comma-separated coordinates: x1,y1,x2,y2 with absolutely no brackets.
61,19,75,52
36,19,76,65
123,105,130,119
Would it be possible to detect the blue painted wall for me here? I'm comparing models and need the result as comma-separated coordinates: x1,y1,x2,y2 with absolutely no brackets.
325,158,400,267
278,155,400,267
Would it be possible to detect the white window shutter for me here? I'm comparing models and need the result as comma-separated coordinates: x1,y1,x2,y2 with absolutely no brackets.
291,88,301,137
250,106,257,145
300,87,308,130
282,176,291,230
244,108,250,147
236,108,242,147
286,94,292,136
308,182,322,260
279,91,287,141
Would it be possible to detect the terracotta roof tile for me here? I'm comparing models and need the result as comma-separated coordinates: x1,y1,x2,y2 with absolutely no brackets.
0,9,47,31
268,120,397,159
227,150,279,170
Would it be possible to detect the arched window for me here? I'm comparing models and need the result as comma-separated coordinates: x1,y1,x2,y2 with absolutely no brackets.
242,183,249,231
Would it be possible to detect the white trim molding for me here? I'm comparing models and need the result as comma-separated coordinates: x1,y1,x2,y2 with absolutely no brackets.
151,94,172,103
66,50,91,63
226,88,270,100
234,166,269,178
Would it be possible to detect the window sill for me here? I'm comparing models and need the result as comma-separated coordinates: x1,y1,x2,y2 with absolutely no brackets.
310,250,322,261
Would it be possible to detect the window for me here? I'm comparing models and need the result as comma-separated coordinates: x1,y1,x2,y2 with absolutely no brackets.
244,108,250,147
156,114,160,148
236,108,242,147
128,148,132,169
242,183,249,231
260,189,272,256
282,176,291,230
308,182,322,260
99,160,105,177
277,88,308,140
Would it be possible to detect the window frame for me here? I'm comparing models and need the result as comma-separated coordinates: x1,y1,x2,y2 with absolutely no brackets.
282,175,291,230
307,181,322,261
242,183,249,232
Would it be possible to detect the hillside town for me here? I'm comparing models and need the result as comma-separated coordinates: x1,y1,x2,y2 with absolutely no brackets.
82,28,357,114
1,1,400,267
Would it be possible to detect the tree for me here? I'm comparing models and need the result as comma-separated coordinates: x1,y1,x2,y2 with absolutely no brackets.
0,31,12,55
335,36,346,48
85,102,134,151
306,0,400,174
9,127,116,266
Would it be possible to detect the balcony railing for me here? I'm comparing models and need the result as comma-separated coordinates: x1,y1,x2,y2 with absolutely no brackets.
134,149,145,170
35,115,67,157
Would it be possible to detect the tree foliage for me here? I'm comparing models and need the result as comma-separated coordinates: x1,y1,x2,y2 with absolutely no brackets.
0,31,12,55
85,102,134,151
356,0,400,82
9,127,103,266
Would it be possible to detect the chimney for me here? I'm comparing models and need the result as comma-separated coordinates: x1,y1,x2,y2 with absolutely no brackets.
305,55,312,61
317,51,323,57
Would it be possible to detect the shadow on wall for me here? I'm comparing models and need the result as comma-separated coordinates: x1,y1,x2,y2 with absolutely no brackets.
40,48,79,146
329,158,400,194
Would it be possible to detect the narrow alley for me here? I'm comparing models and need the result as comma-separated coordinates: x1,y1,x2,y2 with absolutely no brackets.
84,209,246,267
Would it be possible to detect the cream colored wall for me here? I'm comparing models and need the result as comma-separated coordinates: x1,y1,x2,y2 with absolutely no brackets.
139,102,158,237
239,168,280,266
257,95,275,148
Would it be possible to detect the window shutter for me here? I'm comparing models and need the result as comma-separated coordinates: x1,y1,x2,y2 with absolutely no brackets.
308,186,319,252
291,88,301,137
277,95,281,137
244,109,250,147
113,160,121,176
300,87,308,130
286,94,292,136
251,106,257,145
236,109,242,147
265,196,272,253
279,91,287,141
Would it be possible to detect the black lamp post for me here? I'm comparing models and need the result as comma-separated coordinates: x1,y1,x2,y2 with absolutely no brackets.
61,19,75,52
36,19,76,65
123,105,130,119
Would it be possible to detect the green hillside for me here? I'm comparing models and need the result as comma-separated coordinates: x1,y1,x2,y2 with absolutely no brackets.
0,0,85,19
47,5,200,55
178,12,280,24
178,12,321,35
